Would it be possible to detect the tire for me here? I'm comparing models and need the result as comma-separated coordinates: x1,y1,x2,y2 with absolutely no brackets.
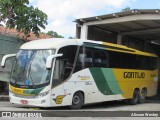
70,92,84,109
128,90,139,105
138,89,146,104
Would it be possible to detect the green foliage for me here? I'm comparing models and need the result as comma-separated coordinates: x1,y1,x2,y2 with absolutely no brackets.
46,30,64,38
68,36,74,39
0,0,48,37
121,7,131,12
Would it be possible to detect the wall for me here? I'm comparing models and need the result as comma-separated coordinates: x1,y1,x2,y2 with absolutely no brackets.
0,35,24,94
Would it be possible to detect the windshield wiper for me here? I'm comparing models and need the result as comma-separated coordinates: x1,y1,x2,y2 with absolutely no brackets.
27,61,34,86
26,51,37,86
14,59,26,86
14,68,26,85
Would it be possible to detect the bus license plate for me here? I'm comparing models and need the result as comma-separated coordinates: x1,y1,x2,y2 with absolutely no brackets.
20,100,28,104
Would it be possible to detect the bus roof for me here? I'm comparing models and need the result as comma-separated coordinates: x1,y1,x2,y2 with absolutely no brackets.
20,38,78,50
20,38,157,57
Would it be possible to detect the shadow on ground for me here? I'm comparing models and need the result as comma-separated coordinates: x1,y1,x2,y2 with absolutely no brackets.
16,95,160,110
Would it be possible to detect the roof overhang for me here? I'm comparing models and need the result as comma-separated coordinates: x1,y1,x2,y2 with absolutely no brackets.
75,9,160,44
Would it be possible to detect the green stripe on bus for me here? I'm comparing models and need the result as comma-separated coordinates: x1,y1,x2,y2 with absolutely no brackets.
23,87,44,95
89,68,113,95
89,68,122,95
83,44,107,50
30,87,44,95
101,68,122,94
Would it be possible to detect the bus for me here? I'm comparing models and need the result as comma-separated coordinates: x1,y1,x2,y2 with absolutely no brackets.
1,38,158,109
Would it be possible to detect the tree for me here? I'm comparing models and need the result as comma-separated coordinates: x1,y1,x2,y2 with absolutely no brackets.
122,7,131,12
0,0,47,37
68,36,75,39
46,30,64,38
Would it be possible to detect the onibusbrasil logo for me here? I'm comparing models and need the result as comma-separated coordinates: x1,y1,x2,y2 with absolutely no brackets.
1,112,42,118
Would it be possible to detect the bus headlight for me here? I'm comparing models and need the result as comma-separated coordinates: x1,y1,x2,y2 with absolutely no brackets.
9,90,15,96
35,90,50,98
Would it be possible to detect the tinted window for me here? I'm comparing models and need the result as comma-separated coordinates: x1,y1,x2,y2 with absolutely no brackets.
75,47,93,72
74,46,108,72
58,45,77,80
108,50,157,70
74,46,157,72
52,45,77,88
94,49,108,67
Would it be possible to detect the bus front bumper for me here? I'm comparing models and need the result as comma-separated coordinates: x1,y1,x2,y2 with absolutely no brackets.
9,94,51,107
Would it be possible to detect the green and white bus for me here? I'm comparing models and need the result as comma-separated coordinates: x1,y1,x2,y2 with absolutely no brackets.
1,38,158,109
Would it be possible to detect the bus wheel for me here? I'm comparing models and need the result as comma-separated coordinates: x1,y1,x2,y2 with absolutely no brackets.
128,89,139,105
70,92,84,109
138,89,146,104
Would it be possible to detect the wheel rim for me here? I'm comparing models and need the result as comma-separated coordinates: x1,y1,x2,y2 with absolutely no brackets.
73,95,80,105
133,91,139,102
141,91,145,100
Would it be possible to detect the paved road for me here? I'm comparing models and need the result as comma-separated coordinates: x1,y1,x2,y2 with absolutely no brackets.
0,99,160,111
0,99,160,119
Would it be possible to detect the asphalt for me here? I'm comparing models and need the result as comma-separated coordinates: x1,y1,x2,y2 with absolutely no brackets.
0,95,9,101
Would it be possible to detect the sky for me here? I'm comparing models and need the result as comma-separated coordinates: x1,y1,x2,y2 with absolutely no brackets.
29,0,160,38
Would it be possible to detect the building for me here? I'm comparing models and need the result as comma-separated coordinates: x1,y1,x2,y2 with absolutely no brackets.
75,9,160,54
0,26,52,41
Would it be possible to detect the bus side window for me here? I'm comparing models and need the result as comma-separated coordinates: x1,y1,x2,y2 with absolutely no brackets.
74,47,94,72
152,57,158,70
84,48,93,67
94,58,101,67
108,51,122,68
93,49,107,67
85,58,93,67
79,54,86,63
57,45,77,80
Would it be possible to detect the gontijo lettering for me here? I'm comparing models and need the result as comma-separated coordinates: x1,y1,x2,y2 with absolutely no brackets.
124,72,145,78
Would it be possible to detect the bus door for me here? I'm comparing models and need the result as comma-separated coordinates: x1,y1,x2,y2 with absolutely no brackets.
51,58,67,106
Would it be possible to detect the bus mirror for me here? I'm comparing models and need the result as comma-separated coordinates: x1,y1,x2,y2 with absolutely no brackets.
46,53,63,69
1,54,16,68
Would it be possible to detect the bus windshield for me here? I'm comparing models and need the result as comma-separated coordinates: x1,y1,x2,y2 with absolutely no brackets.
10,49,55,88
